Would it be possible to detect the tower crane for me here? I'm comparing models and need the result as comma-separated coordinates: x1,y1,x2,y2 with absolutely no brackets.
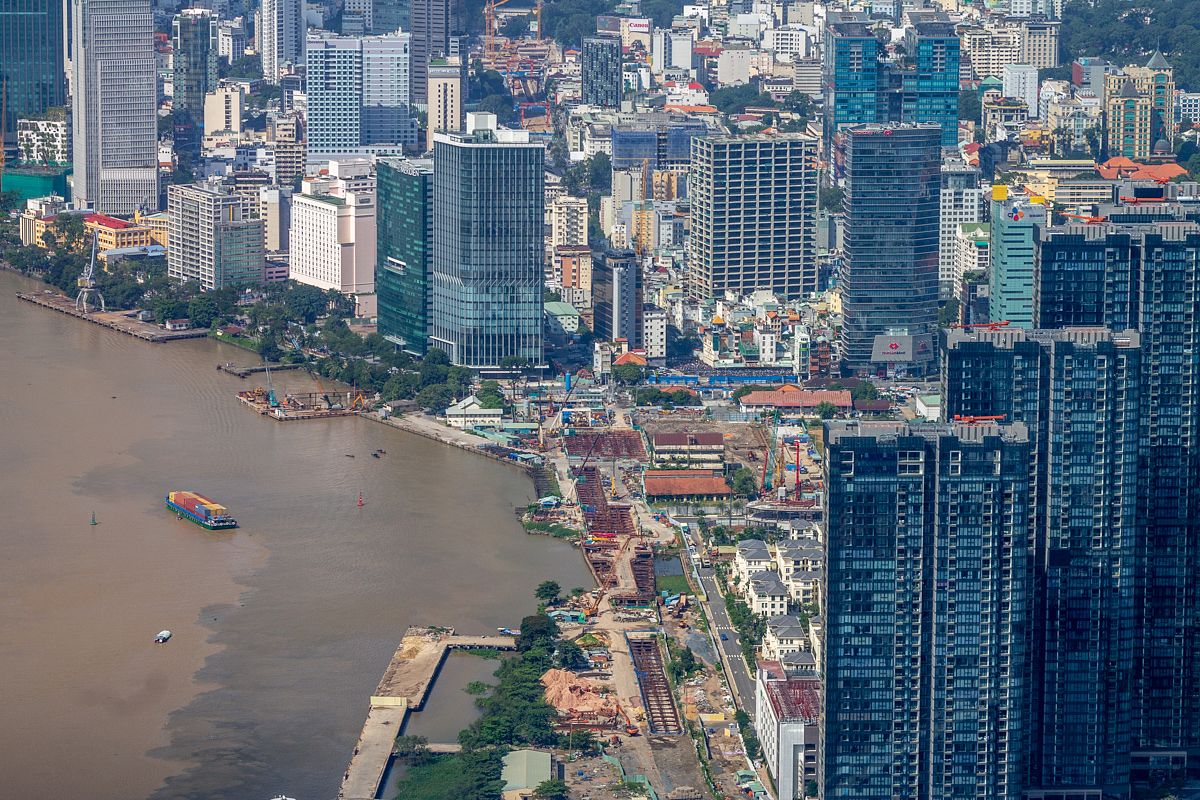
75,231,106,313
484,0,514,62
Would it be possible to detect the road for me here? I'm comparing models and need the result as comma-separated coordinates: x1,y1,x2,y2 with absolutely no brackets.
696,566,758,723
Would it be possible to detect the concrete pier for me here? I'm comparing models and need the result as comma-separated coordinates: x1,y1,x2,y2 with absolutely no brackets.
16,291,210,342
338,626,516,800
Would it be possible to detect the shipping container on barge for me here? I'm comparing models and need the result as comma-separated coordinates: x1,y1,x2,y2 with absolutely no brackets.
165,491,238,530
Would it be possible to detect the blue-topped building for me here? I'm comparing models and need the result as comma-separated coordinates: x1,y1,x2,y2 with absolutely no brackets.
824,14,960,149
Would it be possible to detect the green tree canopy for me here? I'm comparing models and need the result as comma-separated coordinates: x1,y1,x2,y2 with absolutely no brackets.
535,580,561,603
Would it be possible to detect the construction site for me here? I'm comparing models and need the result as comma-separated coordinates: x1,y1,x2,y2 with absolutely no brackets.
236,386,367,421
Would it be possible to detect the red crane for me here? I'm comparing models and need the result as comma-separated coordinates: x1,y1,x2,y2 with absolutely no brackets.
949,320,1011,331
952,414,1007,424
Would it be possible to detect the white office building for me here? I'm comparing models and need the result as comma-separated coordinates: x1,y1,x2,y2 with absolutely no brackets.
306,33,416,162
71,0,158,215
288,160,377,296
1003,64,1040,117
755,662,820,800
168,182,265,290
261,0,304,83
939,161,984,300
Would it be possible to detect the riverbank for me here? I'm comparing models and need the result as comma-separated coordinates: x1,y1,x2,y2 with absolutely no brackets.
0,269,594,800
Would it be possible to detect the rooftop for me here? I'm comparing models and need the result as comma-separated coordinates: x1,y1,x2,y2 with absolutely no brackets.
764,674,820,722
643,470,731,498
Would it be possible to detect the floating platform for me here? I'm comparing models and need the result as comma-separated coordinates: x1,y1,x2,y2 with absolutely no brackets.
237,389,364,421
16,291,209,342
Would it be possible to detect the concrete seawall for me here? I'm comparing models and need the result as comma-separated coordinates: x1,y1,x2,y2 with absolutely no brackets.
338,627,516,800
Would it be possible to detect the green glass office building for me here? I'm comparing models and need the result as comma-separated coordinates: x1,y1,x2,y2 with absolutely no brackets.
0,0,65,150
376,157,433,355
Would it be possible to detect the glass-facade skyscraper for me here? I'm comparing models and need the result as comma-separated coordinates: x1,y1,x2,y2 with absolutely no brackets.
428,114,544,368
824,14,960,149
943,327,1142,793
376,157,433,355
822,420,1032,800
582,36,623,108
0,0,65,151
839,124,941,376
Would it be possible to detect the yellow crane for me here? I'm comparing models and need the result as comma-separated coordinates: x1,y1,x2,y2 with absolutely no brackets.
484,0,514,62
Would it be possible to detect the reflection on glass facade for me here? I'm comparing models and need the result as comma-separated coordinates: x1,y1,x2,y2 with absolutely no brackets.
0,0,65,148
839,124,941,374
429,124,544,368
377,157,432,355
581,36,622,108
943,328,1141,792
1033,211,1200,756
822,421,1031,800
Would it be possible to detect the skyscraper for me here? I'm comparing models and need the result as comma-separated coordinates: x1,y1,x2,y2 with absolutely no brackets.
171,9,218,125
938,160,983,300
429,113,544,368
821,419,1032,800
1103,53,1174,159
1033,205,1200,759
168,182,265,290
824,14,960,148
942,326,1142,793
581,36,623,108
376,157,433,355
426,57,463,152
0,0,65,151
838,124,941,376
261,0,304,84
688,134,819,299
72,0,158,215
592,248,641,344
306,33,416,162
988,184,1047,328
410,0,457,107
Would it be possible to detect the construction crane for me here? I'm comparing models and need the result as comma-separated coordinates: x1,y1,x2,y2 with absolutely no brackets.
952,414,1006,424
1063,212,1106,224
484,0,514,62
75,231,107,313
535,0,544,40
949,320,1011,331
263,361,279,408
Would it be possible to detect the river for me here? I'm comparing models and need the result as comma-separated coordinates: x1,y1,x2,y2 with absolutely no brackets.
0,271,591,800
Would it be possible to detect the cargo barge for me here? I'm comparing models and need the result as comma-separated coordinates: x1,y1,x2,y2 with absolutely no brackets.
166,491,238,530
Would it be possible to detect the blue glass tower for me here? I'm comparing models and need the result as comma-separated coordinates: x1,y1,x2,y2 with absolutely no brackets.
943,327,1142,793
822,420,1032,800
823,15,882,144
376,157,433,355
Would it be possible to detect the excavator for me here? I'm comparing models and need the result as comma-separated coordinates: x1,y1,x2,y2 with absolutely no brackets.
615,701,640,736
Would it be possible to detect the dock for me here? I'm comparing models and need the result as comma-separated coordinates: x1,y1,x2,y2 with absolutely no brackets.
237,389,364,421
217,362,304,378
16,291,210,342
338,626,516,800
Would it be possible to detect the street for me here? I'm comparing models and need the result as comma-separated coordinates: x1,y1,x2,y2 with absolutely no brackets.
697,566,758,723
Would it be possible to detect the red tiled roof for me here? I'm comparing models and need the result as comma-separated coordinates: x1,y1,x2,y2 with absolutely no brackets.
1096,159,1185,182
644,470,731,498
740,388,852,409
85,213,133,230
614,351,648,366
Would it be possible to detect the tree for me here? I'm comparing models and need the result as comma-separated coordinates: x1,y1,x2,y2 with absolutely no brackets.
258,336,282,362
283,284,328,324
187,295,219,329
516,613,558,652
850,380,878,401
535,580,562,603
533,779,570,800
477,94,516,125
424,348,451,367
730,467,757,498
818,186,845,211
587,153,612,192
815,401,838,420
555,639,588,670
612,363,644,385
501,14,530,37
416,383,455,412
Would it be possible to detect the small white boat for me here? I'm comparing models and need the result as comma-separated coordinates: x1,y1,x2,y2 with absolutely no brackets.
155,630,172,644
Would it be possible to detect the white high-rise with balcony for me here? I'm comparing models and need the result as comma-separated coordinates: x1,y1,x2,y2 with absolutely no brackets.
261,0,304,83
